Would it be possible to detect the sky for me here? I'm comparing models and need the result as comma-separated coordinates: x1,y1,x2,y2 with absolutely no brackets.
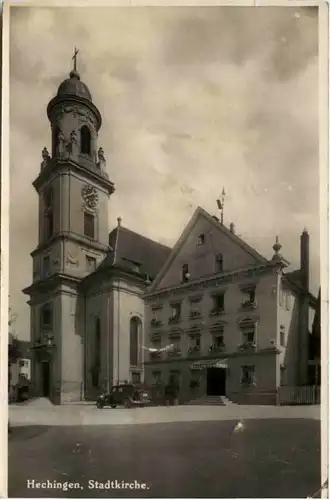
9,6,319,340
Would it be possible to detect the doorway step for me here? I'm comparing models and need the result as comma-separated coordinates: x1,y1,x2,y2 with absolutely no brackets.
220,396,236,406
186,395,236,406
186,395,226,406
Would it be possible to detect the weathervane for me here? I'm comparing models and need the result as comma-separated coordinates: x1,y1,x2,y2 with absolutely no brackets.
72,47,79,72
216,187,226,224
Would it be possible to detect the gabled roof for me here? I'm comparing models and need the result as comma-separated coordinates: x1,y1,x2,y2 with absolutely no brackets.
94,225,171,281
149,206,269,292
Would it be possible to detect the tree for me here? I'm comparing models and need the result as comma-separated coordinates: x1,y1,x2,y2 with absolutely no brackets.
8,308,21,399
8,307,20,365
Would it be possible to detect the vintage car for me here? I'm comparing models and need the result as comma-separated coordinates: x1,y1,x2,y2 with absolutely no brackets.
96,384,151,409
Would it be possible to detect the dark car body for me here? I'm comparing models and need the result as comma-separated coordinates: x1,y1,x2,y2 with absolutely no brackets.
96,384,151,409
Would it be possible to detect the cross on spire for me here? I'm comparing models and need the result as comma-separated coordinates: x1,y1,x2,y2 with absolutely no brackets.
72,47,79,72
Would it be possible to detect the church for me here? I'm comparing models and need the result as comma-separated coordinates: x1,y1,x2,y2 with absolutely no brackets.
23,61,171,404
23,59,318,406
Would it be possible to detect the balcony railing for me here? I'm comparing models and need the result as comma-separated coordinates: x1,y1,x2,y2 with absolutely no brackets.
189,311,202,320
240,379,256,388
187,345,201,356
168,316,181,325
238,342,258,352
208,343,226,355
151,331,162,341
240,300,258,310
150,319,163,327
209,308,225,317
167,347,182,359
150,351,163,360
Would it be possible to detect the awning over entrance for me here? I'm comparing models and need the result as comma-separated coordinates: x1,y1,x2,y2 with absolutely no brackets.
190,359,228,370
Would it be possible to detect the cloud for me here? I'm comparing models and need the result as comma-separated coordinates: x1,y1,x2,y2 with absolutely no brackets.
9,6,319,338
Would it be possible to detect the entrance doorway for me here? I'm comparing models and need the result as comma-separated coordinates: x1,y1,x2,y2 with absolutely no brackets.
207,368,226,396
42,362,51,397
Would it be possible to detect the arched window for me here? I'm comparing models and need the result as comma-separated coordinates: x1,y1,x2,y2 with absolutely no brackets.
52,127,60,157
80,125,91,155
40,302,53,330
130,317,140,367
92,317,101,387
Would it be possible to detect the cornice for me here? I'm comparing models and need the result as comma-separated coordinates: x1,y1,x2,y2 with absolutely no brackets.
33,158,115,195
144,347,280,366
23,273,82,297
80,264,148,293
144,264,274,302
47,94,102,130
31,232,110,257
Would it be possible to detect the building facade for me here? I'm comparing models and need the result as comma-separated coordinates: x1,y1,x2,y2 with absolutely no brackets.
144,208,317,405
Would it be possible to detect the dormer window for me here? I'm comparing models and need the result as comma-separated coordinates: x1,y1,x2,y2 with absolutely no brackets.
197,234,205,246
181,264,190,283
215,253,223,273
80,125,91,155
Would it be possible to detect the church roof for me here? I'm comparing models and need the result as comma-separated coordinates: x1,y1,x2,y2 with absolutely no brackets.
97,225,171,280
57,70,92,101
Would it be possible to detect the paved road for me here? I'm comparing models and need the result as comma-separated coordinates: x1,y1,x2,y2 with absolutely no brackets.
9,402,320,427
9,418,320,498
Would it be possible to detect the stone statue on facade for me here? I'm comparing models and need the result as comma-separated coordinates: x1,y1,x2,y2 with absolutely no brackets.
41,147,51,170
67,130,78,157
97,147,106,170
58,130,66,157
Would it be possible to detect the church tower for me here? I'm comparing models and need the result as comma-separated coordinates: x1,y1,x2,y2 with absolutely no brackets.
23,52,115,403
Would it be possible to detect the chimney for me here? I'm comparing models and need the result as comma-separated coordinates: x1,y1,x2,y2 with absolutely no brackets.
300,229,309,291
230,222,235,234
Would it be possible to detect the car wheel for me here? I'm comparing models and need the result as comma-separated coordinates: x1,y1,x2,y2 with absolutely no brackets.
111,405,116,409
124,399,132,409
96,401,104,409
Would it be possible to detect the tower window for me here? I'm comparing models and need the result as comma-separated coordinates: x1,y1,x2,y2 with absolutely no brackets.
52,127,60,157
84,212,95,239
80,125,91,156
44,188,54,240
40,303,52,330
86,255,97,272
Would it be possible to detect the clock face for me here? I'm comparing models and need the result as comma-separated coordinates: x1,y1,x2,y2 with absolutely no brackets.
82,185,98,209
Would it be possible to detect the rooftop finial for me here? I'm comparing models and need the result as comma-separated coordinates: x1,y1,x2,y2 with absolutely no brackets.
271,235,284,263
273,235,282,255
70,47,80,79
117,217,122,227
216,187,226,224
